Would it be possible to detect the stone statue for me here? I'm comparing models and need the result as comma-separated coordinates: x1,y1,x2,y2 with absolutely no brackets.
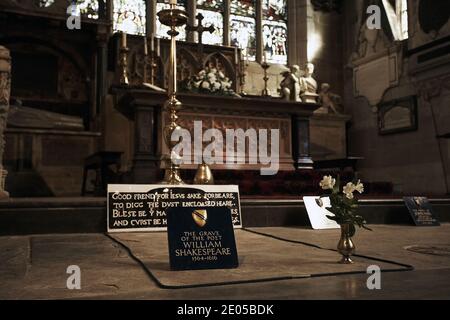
317,83,343,114
300,62,319,103
280,65,301,102
0,46,10,199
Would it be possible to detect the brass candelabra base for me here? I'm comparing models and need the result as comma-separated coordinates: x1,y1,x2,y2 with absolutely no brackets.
162,161,184,185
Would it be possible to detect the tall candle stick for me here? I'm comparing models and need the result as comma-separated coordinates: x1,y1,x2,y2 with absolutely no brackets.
156,37,160,57
121,32,127,48
144,36,148,55
150,34,155,52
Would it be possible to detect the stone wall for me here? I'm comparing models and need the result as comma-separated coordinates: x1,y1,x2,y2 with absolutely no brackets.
0,45,10,199
342,0,450,195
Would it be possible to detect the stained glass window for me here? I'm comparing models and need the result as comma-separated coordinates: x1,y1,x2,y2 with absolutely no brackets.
156,0,187,40
113,0,146,35
399,0,408,40
262,0,288,64
230,0,256,60
196,0,224,45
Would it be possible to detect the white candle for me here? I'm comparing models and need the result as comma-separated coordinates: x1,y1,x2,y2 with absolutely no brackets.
263,50,267,63
169,0,177,5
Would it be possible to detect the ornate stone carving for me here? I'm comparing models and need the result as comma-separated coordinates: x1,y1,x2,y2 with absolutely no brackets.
0,45,11,198
349,7,402,108
122,37,241,93
414,74,450,102
317,83,343,114
280,65,301,102
300,63,319,104
161,111,292,166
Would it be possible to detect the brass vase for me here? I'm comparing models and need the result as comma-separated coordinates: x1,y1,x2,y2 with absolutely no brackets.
337,224,355,264
193,162,214,185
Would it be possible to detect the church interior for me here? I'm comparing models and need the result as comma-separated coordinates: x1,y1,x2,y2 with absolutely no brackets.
0,0,450,300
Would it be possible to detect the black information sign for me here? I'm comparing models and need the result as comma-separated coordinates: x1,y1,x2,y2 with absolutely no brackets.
107,185,242,232
166,206,239,271
404,196,440,226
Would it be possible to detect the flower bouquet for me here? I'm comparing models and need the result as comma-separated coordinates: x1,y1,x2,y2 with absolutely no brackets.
318,175,372,263
181,66,239,97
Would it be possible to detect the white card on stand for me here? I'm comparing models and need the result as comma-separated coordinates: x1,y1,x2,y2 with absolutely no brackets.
303,196,340,230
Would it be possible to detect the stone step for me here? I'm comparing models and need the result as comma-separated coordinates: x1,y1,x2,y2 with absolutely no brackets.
0,197,449,235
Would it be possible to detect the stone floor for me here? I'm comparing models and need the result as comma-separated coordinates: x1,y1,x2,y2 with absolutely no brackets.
1,225,449,300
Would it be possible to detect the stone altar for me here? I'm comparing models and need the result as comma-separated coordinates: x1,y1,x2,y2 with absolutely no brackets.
114,88,319,183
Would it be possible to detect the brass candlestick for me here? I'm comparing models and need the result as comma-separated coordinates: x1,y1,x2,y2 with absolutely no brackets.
158,5,188,185
240,52,249,95
148,52,158,85
142,50,148,84
261,61,271,97
144,36,159,85
119,32,129,85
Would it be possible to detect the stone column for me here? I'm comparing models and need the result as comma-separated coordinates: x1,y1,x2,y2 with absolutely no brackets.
187,0,197,42
223,0,231,46
0,46,10,199
147,0,157,37
255,0,263,63
292,115,314,170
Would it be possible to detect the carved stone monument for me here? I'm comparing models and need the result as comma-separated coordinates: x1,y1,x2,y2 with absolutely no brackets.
0,46,10,199
8,101,84,131
316,83,343,114
280,65,301,102
300,63,319,104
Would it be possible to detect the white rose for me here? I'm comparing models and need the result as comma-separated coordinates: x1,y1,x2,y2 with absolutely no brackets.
201,81,210,89
354,180,364,194
198,70,206,77
213,82,221,90
343,182,356,199
319,175,336,190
